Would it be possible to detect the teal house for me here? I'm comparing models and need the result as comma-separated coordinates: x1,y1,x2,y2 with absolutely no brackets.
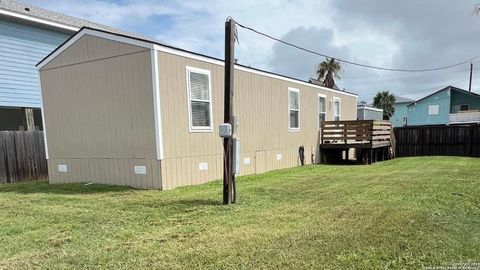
391,95,414,127
406,86,480,126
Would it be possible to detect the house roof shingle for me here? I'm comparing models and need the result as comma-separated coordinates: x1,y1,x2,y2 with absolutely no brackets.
393,95,414,104
0,0,162,43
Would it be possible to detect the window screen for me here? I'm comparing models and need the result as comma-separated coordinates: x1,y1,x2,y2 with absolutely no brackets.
319,96,326,128
188,69,211,129
333,98,341,121
289,89,299,129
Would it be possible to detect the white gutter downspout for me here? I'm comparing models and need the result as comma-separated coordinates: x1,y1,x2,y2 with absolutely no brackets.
150,49,164,160
37,76,49,159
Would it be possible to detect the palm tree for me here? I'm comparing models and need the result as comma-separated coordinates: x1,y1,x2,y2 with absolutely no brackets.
316,58,341,88
373,91,396,120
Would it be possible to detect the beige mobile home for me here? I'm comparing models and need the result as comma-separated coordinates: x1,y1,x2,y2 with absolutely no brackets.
37,27,357,190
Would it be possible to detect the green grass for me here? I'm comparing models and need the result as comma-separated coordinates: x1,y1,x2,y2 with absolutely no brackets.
0,157,479,269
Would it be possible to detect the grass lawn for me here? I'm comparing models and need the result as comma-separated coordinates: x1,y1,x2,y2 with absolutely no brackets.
0,157,479,269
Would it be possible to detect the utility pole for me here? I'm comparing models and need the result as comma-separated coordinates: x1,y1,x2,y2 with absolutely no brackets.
223,18,235,205
469,62,473,92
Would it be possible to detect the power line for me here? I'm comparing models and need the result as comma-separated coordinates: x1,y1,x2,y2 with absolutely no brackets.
341,67,470,83
234,20,480,73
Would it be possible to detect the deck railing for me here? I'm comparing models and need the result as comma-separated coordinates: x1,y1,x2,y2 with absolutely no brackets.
448,111,480,124
320,120,392,147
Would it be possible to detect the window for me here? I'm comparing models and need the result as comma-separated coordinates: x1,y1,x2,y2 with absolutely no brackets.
288,88,300,130
318,94,326,128
453,104,470,113
461,104,470,111
428,104,439,115
333,97,341,121
186,67,212,132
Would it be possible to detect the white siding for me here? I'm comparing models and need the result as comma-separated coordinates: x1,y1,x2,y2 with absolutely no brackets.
0,18,70,108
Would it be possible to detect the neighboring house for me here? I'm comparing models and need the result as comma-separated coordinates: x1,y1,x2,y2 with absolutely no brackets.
406,86,480,126
391,95,414,127
37,28,358,189
308,78,341,91
357,102,383,120
0,0,148,130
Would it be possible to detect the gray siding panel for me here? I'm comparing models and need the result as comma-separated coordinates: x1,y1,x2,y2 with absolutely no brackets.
0,18,70,108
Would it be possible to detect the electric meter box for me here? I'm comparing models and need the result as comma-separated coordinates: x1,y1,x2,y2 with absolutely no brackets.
219,123,232,138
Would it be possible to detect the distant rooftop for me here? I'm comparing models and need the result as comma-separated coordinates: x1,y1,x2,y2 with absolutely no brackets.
407,86,480,106
0,0,161,43
308,78,341,91
393,95,414,104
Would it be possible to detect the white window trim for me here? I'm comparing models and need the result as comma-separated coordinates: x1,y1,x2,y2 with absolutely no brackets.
318,93,327,129
186,66,213,132
288,87,300,131
333,97,341,121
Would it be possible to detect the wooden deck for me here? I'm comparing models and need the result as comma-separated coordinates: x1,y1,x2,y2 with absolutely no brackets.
319,120,395,164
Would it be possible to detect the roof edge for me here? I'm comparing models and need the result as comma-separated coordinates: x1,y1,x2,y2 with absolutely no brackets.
0,7,79,31
357,105,383,112
36,27,154,69
37,27,358,98
406,85,480,106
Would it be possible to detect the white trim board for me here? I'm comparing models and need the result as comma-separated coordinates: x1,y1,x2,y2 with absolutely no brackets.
0,8,79,32
155,43,357,98
358,106,383,112
235,66,357,98
37,77,49,159
38,28,358,98
154,43,357,98
37,28,154,69
150,49,164,160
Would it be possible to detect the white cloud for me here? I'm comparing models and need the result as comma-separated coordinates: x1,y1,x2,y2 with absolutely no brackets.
25,0,480,101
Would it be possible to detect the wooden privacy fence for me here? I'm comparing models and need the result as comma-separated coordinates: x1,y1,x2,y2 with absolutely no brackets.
394,124,480,157
0,131,48,183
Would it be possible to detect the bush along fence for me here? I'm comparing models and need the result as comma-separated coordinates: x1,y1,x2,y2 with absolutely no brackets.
394,124,480,157
0,131,48,184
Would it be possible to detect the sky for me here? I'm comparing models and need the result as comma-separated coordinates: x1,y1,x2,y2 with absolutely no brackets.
25,0,480,102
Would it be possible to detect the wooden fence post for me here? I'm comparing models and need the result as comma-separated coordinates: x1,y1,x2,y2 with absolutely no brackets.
0,131,47,184
468,125,474,156
418,126,423,156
